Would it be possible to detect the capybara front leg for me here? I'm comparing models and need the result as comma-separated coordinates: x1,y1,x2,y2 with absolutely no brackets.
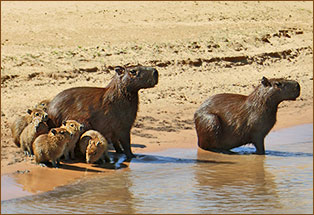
253,139,265,155
119,132,135,159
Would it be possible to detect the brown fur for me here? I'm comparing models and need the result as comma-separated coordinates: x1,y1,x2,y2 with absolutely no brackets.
79,130,110,164
47,65,158,159
20,117,49,156
34,99,50,112
33,127,72,167
194,77,300,154
10,108,48,148
60,120,84,160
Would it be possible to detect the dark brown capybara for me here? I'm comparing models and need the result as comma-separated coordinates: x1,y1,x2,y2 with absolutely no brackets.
47,65,158,159
194,77,300,154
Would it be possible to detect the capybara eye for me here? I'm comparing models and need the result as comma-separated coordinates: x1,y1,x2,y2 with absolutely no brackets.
130,70,137,75
70,124,74,127
275,82,282,87
35,113,39,116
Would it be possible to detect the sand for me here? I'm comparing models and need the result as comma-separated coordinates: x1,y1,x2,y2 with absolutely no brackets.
1,1,313,196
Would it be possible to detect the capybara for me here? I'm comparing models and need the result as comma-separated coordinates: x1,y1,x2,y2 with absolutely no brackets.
79,130,110,164
34,99,50,112
20,117,49,156
47,65,158,159
194,77,300,154
10,108,48,148
33,127,72,168
60,120,84,160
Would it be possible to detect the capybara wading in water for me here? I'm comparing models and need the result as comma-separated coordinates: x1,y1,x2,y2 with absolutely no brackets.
47,65,158,159
194,77,300,154
33,128,72,168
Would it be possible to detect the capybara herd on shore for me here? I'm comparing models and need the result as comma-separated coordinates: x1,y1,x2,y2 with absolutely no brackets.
10,64,301,168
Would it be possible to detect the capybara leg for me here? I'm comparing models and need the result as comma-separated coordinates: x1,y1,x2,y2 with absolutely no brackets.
253,139,265,155
63,148,70,161
195,114,221,151
103,152,111,163
112,140,123,154
119,133,135,159
51,160,58,168
70,147,75,160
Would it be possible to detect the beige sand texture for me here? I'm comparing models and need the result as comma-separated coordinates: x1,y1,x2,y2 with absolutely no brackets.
1,1,313,185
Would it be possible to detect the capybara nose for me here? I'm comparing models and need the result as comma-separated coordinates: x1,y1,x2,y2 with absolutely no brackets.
153,69,158,84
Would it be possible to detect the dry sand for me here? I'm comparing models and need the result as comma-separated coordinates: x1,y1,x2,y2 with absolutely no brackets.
1,1,313,195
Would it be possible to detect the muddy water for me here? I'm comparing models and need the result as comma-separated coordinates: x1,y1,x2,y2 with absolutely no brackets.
1,124,313,214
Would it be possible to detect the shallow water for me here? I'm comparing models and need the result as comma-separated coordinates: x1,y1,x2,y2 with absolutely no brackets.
1,124,313,214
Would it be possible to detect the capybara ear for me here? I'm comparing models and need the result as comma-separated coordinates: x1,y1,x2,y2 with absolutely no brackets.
96,141,100,146
62,120,67,126
27,109,32,115
114,66,125,76
261,76,271,87
51,129,57,135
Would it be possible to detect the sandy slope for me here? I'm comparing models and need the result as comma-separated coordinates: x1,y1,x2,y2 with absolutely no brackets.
1,1,313,176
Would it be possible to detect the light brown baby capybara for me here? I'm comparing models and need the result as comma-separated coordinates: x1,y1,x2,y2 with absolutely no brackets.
60,120,84,161
79,130,110,164
194,77,300,154
20,117,49,156
10,108,48,148
33,127,72,168
47,65,158,159
34,99,50,112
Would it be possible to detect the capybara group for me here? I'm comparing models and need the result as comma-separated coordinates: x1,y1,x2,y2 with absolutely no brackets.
20,117,49,156
60,120,84,161
79,130,110,164
47,65,159,159
33,128,72,167
194,77,300,154
10,108,48,148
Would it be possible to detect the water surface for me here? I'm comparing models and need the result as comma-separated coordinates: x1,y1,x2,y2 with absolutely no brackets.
1,124,313,214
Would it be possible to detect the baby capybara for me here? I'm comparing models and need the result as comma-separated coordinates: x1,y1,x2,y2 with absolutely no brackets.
33,127,72,168
20,117,49,156
47,65,158,159
34,99,50,112
194,77,300,154
60,120,84,161
79,130,110,164
11,108,48,148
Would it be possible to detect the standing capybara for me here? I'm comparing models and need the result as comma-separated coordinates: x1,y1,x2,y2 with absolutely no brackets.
194,77,300,154
10,108,48,148
60,120,84,160
47,65,158,159
79,130,110,164
33,127,72,168
20,117,49,156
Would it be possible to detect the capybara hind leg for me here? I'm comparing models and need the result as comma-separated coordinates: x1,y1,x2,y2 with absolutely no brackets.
195,114,221,150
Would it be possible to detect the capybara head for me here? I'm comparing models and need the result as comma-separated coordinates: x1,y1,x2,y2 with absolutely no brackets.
34,99,50,112
49,127,71,138
114,65,158,91
260,77,300,102
86,140,106,164
61,120,84,135
27,108,48,122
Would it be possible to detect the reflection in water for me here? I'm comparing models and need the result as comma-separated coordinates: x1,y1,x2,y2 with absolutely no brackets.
1,124,313,214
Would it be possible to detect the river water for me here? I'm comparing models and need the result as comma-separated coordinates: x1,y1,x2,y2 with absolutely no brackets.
1,124,313,214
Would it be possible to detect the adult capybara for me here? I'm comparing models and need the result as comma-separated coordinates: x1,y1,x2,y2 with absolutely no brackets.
60,120,84,161
20,117,49,156
79,130,110,164
47,65,158,159
10,108,48,148
33,127,72,168
194,77,300,154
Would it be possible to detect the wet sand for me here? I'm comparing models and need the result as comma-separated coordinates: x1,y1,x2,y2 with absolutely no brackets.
1,1,313,209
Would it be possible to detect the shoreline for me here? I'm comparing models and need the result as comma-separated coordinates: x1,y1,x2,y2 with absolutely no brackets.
1,105,312,201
